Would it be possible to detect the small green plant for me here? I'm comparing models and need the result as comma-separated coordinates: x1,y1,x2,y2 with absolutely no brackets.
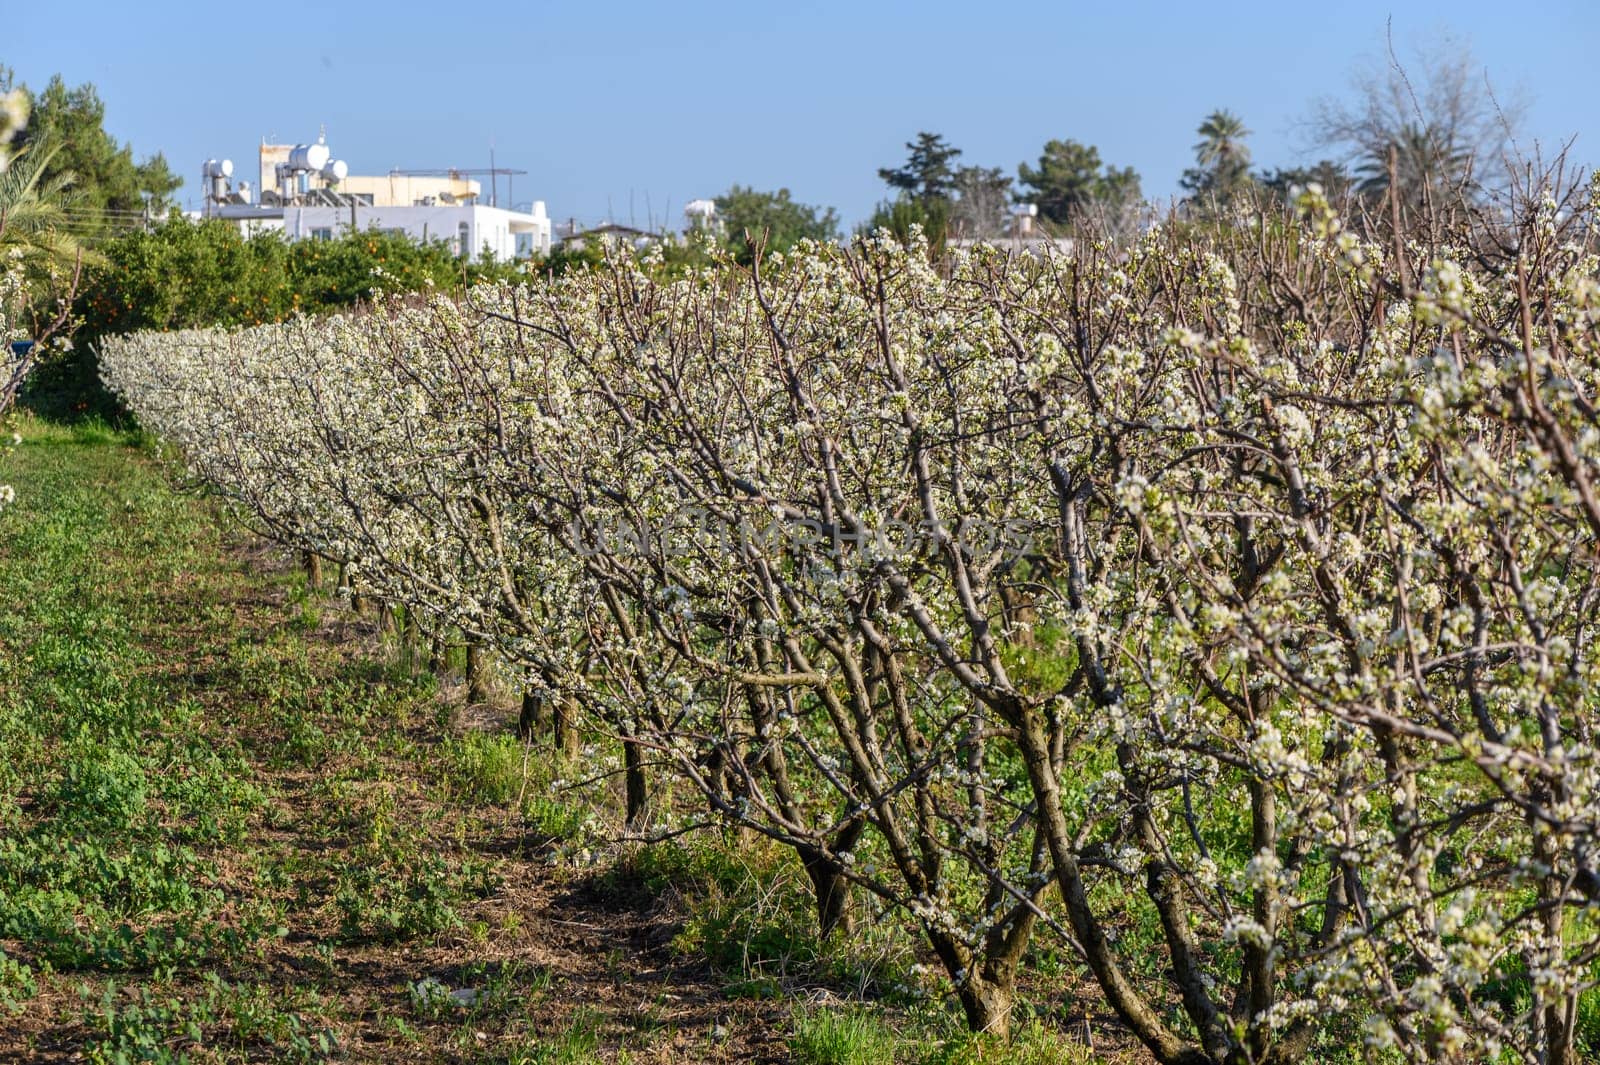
452,959,552,1021
294,601,322,631
1578,978,1600,1057
204,977,337,1062
0,949,38,1014
524,794,584,841
925,1017,1100,1065
789,1006,899,1065
440,731,527,804
509,1006,601,1065
641,838,822,977
332,852,493,943
48,737,150,831
70,417,119,447
83,983,206,1065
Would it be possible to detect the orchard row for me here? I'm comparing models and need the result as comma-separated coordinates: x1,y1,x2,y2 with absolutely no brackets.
103,189,1600,1063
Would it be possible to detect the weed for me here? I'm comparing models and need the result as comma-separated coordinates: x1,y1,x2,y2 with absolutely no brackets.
507,1006,601,1065
82,982,206,1065
69,416,119,447
525,794,585,842
441,731,529,805
789,1006,899,1065
332,852,493,943
48,736,150,831
0,948,39,1014
923,1017,1101,1065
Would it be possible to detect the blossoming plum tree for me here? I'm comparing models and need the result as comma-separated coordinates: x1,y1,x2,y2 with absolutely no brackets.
101,175,1600,1062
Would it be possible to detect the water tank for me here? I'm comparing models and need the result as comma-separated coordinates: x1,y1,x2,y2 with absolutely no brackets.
320,159,348,184
202,158,234,178
287,142,331,172
683,199,716,219
238,181,253,204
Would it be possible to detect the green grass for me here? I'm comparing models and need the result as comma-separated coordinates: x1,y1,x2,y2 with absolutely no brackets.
790,1006,899,1065
0,420,538,1060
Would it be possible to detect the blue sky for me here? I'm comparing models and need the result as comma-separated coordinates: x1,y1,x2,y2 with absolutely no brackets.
7,1,1596,228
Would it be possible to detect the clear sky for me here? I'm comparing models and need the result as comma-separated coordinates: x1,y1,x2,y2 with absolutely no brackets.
7,1,1597,229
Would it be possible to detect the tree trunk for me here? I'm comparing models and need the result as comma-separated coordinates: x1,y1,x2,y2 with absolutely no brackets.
956,974,1016,1040
400,606,419,662
622,732,648,829
703,746,727,812
1014,705,1204,1064
301,550,322,590
799,849,854,939
336,565,365,616
466,643,490,704
518,689,551,741
335,563,352,608
553,695,580,758
1535,805,1575,1065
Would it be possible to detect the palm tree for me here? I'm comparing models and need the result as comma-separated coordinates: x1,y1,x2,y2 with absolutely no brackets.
1195,109,1251,174
1355,123,1472,212
0,142,91,274
1182,110,1253,207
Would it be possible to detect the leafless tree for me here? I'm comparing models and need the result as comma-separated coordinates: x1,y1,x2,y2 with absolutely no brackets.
1306,29,1525,214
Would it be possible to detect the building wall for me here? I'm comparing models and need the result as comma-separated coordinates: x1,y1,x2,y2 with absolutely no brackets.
280,203,550,261
257,145,481,206
338,173,482,207
258,144,292,194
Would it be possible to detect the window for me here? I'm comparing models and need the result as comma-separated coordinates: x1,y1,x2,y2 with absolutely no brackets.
457,221,471,258
310,227,333,241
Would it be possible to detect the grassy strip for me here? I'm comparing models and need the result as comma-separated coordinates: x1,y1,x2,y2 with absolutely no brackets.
0,420,542,1061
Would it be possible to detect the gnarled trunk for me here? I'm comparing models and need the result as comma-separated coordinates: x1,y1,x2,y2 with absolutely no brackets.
553,695,580,758
301,550,322,590
518,689,550,742
956,974,1017,1041
466,642,490,704
622,730,648,828
798,848,853,939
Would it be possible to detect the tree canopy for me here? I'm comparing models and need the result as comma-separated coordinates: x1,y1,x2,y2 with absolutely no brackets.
877,131,961,208
0,143,88,274
1016,139,1141,226
1307,37,1521,215
15,75,180,240
948,165,1013,239
712,184,839,264
1180,109,1254,207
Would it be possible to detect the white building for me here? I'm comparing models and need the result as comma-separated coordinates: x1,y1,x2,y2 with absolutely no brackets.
284,202,550,260
198,133,553,260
